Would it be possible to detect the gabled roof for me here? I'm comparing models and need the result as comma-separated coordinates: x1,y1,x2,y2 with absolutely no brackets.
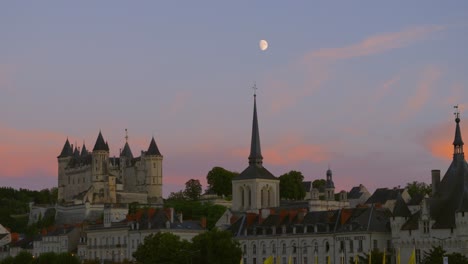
348,185,364,199
393,195,411,217
93,131,109,152
146,137,162,156
234,165,277,180
365,188,403,205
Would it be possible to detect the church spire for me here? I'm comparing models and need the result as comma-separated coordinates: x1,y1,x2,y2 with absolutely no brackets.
453,105,464,157
248,86,263,166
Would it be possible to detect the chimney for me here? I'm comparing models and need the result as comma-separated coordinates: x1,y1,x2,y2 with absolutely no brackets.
432,170,440,196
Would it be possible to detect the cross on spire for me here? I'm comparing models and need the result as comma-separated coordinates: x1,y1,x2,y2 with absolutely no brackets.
252,82,258,97
454,105,460,120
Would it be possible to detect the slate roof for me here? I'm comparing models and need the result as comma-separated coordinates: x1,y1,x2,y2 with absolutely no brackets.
365,188,403,205
303,181,312,192
146,137,162,156
121,142,134,159
80,143,89,157
428,117,468,229
235,165,277,180
58,139,73,158
392,195,411,217
228,206,391,237
93,131,109,151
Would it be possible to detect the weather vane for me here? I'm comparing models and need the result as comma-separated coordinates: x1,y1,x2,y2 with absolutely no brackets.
252,82,258,96
454,105,460,119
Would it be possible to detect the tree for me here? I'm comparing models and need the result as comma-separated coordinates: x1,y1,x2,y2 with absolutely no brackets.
132,232,191,264
279,171,306,200
167,190,187,201
14,251,33,264
191,228,242,264
406,181,432,197
312,179,326,189
206,167,238,197
184,179,202,201
54,253,80,264
422,246,468,264
351,249,389,264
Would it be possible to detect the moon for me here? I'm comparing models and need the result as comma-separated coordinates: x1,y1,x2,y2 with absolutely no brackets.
259,39,268,51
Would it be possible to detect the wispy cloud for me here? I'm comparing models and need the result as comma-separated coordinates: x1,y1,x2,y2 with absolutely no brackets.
372,74,401,103
419,119,462,160
0,124,65,178
397,66,441,121
304,25,444,61
233,134,331,166
266,25,444,113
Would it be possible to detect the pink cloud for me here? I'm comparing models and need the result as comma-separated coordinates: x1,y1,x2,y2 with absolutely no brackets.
397,66,441,121
0,124,65,178
232,135,331,166
420,118,466,160
305,25,444,61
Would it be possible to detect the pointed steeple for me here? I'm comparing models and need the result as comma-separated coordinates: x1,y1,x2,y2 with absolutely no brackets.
81,142,88,157
93,131,109,152
147,137,162,156
121,142,134,159
73,145,80,158
248,93,263,166
453,105,464,157
58,138,73,158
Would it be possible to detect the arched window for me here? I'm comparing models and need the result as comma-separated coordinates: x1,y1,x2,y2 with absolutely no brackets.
241,187,245,208
248,189,252,208
253,244,257,254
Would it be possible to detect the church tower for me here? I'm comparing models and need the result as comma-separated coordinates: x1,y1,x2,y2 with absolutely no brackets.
325,168,335,201
145,137,163,202
232,91,280,212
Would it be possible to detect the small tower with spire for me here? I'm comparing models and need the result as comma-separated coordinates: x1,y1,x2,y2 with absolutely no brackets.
144,136,163,202
57,138,73,201
232,88,280,212
92,131,110,183
453,105,464,159
325,167,335,201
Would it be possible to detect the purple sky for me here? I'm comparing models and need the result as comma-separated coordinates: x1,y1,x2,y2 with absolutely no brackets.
1,2,468,197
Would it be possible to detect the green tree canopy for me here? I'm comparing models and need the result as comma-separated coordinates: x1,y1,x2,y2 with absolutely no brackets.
133,232,191,264
184,179,202,201
206,167,238,197
422,245,468,264
191,228,242,264
312,179,326,189
406,181,432,197
279,170,306,200
167,190,187,201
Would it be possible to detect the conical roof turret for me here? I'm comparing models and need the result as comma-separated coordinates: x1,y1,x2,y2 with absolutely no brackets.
93,131,109,152
58,138,73,158
81,143,88,156
147,137,162,156
248,94,263,166
121,142,134,159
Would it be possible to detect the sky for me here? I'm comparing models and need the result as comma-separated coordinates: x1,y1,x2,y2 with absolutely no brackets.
1,2,468,197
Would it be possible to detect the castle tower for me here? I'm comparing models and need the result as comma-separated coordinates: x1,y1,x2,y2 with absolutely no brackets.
92,131,109,183
325,168,335,201
232,91,280,212
57,138,73,201
145,137,163,202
